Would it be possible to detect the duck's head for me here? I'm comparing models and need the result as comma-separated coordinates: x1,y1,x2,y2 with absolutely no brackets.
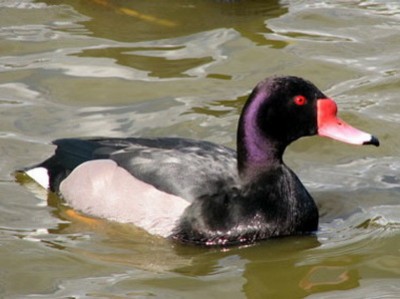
237,76,379,175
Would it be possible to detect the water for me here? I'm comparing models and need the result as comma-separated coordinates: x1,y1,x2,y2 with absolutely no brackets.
1,0,400,298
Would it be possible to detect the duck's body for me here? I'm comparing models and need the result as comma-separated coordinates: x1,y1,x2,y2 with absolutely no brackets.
23,76,379,246
35,136,317,245
44,137,239,202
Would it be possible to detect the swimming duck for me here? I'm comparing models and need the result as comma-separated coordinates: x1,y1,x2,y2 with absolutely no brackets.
23,76,379,246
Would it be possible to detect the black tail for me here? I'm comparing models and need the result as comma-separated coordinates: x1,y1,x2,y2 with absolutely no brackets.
33,138,112,192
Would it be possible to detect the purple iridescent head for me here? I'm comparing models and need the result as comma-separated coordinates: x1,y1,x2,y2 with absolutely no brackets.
236,76,379,178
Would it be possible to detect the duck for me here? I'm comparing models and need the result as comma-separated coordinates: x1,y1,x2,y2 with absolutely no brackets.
22,76,379,246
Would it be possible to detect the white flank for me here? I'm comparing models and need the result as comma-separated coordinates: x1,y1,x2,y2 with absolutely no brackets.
25,167,50,189
60,160,190,237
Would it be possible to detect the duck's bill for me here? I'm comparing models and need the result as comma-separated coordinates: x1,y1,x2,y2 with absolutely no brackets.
317,98,379,146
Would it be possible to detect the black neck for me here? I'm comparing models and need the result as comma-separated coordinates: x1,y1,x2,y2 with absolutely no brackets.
237,90,286,182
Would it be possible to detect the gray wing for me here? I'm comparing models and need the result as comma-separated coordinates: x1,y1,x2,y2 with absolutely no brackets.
108,138,240,202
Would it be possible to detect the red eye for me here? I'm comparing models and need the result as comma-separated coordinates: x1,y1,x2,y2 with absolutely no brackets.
294,95,307,106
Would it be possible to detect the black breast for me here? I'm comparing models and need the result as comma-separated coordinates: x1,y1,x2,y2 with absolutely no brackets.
171,164,319,246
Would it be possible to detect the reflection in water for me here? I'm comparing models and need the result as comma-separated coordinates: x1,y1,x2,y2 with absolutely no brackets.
45,0,286,44
76,44,215,79
88,0,178,28
299,266,359,294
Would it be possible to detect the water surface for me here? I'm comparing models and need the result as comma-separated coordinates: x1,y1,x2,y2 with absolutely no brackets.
1,0,400,298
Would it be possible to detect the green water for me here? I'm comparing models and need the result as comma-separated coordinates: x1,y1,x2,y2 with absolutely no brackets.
1,1,399,298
